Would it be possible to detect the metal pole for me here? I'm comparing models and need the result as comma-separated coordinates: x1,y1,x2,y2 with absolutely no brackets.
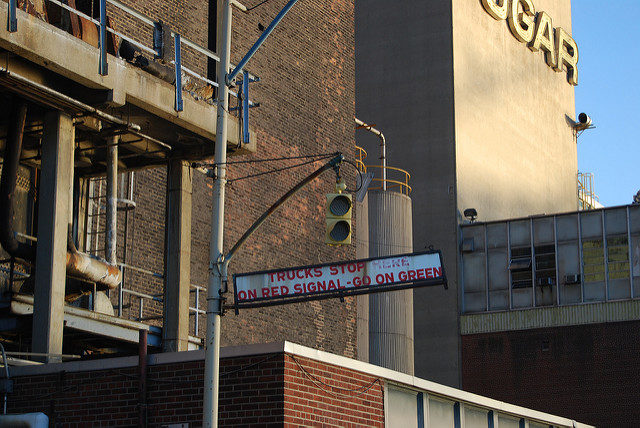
203,1,232,426
195,287,200,335
106,137,117,264
99,0,108,75
355,118,386,190
0,342,9,414
227,0,300,84
138,329,147,428
7,0,17,33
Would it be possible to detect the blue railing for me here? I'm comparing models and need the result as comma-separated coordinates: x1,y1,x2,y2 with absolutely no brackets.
5,0,258,143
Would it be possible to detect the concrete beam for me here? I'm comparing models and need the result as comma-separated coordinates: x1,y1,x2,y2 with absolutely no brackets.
32,111,74,363
0,7,254,153
163,160,192,352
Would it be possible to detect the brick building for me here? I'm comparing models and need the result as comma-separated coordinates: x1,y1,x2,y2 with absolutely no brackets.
0,0,358,359
6,341,592,427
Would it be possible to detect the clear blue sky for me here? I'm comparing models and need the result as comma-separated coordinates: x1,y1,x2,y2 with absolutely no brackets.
572,1,640,206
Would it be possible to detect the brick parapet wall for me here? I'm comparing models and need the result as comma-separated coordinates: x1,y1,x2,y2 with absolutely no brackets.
283,354,385,427
7,349,385,426
462,320,640,428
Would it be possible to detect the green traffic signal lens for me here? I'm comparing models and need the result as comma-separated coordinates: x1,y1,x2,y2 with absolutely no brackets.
329,195,351,216
330,220,350,242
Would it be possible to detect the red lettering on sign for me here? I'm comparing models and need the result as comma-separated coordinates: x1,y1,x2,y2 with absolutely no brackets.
261,288,270,297
433,267,442,277
276,272,285,281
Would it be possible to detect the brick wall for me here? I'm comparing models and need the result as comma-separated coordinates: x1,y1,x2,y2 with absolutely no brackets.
86,0,357,356
461,320,640,428
283,354,384,427
7,349,385,427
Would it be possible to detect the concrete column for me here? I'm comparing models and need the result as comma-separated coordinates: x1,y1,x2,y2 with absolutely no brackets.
355,194,369,362
163,160,192,352
32,111,74,363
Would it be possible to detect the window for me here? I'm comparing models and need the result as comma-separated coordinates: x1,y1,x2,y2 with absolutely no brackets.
509,245,556,289
607,236,629,280
510,247,532,288
582,239,605,282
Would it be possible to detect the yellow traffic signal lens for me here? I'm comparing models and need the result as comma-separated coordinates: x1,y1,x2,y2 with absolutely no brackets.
329,195,351,216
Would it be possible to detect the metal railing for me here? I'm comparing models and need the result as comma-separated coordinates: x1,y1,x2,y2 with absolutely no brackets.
355,135,411,196
6,0,257,115
355,145,367,173
366,164,412,195
120,278,205,338
578,172,599,210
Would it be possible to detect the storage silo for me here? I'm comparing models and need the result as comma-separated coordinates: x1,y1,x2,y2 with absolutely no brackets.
356,119,414,374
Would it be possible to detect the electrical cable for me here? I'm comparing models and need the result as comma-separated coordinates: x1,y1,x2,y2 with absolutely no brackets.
287,354,382,399
342,159,363,193
246,0,273,12
227,155,335,184
193,152,338,167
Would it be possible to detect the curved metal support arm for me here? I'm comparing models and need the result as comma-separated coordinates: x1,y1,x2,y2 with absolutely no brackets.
223,153,343,268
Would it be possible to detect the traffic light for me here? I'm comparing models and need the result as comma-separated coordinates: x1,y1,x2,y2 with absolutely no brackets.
326,192,352,245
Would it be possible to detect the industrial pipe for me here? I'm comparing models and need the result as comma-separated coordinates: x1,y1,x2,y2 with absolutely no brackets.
0,98,122,289
66,250,122,289
0,69,172,151
0,342,10,415
355,118,386,191
105,136,117,264
138,329,148,428
0,99,36,261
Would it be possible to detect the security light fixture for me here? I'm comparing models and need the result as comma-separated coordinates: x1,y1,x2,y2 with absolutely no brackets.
464,208,478,223
573,112,595,137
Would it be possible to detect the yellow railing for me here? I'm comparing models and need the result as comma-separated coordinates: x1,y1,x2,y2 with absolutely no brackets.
355,145,411,195
577,172,599,210
355,145,367,173
365,165,412,196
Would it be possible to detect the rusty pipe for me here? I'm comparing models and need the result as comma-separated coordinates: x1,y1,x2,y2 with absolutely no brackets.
66,251,122,289
0,98,121,289
66,234,121,290
0,98,36,261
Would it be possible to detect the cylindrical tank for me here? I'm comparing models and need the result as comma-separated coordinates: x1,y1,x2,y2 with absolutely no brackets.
367,190,413,374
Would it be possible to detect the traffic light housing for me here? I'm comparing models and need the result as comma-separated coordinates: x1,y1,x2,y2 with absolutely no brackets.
326,193,352,245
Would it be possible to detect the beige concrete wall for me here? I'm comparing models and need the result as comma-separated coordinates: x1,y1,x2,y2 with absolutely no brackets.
356,0,578,389
356,1,460,387
452,0,578,223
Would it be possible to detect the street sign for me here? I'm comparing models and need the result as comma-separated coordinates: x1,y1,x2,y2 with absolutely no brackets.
233,250,446,310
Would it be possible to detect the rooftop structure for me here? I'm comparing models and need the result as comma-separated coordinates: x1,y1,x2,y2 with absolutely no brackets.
6,341,594,427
